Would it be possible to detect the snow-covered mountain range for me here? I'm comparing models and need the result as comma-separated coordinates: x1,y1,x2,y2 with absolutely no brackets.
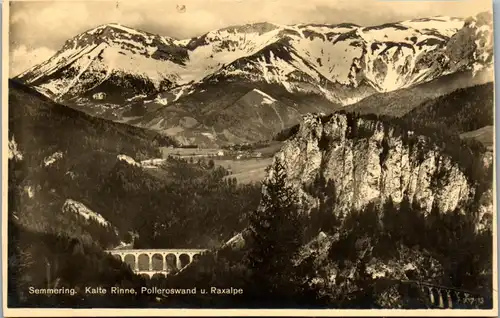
15,12,494,146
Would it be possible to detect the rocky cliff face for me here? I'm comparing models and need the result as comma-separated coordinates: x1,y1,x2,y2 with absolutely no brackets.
258,113,493,306
268,113,485,217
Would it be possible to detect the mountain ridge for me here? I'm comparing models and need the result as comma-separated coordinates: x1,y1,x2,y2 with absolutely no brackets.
16,13,491,101
14,12,494,148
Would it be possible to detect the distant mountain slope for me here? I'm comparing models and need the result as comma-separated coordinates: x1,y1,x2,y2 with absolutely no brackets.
341,69,493,117
130,69,493,147
8,79,176,167
128,81,341,147
15,13,493,127
401,82,494,134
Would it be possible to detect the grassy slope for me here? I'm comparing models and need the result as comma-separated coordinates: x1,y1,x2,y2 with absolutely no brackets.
460,126,494,149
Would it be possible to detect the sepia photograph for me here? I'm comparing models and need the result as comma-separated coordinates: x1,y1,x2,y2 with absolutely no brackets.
3,0,497,315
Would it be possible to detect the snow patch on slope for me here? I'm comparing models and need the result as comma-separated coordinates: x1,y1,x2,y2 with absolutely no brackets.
182,27,283,83
400,17,464,37
253,88,277,104
89,45,182,89
291,36,363,85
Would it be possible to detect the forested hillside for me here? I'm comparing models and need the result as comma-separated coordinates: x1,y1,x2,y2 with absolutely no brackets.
156,161,493,309
341,70,493,117
91,157,262,249
8,82,262,307
8,79,177,164
401,83,494,134
7,220,155,308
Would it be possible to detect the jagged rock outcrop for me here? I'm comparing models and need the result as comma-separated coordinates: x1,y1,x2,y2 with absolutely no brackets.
117,154,141,167
43,151,64,167
476,189,493,233
298,232,443,307
8,136,23,161
269,113,478,216
62,199,110,227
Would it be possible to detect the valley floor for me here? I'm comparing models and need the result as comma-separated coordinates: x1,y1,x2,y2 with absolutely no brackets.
159,142,282,183
217,158,272,184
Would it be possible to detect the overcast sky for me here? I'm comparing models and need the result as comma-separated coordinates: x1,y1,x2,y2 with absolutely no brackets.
9,0,492,77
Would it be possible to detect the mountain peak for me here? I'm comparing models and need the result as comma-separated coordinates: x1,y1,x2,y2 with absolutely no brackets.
55,22,176,54
88,23,151,36
219,22,281,35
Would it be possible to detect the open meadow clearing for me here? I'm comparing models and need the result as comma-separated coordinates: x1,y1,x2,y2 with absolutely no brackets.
215,158,273,184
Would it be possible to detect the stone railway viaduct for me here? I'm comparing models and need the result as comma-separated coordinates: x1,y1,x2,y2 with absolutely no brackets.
401,280,490,309
106,248,207,279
